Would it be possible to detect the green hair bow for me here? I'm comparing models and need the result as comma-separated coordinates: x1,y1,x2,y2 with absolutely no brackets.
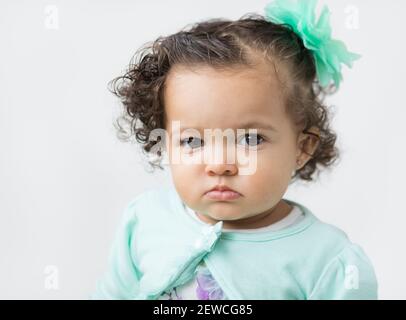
264,0,361,89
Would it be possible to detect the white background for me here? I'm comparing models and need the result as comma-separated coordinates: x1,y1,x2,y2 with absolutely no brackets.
1,0,405,299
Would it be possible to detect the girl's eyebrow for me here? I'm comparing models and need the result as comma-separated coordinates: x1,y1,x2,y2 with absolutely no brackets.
238,121,278,132
179,121,278,132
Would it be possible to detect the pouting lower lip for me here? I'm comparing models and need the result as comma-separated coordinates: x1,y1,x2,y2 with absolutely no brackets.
205,190,241,201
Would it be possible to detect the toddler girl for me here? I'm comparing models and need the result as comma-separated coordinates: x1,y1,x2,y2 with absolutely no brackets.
92,0,378,300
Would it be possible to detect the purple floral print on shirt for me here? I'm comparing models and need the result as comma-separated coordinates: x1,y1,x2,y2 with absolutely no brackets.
159,264,227,300
196,266,227,300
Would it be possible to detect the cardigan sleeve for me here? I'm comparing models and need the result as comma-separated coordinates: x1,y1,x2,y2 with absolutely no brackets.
90,198,142,300
308,243,378,300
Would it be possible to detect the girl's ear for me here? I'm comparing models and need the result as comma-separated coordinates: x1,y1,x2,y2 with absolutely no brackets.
295,126,321,169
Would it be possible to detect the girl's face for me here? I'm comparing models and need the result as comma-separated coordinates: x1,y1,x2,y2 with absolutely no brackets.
163,62,306,227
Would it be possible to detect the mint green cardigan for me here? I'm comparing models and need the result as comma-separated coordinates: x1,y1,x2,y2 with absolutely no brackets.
91,186,378,300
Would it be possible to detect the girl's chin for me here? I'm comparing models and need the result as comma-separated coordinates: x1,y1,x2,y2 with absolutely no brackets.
198,211,244,223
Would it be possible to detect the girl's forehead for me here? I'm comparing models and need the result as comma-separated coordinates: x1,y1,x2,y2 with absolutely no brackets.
164,65,285,118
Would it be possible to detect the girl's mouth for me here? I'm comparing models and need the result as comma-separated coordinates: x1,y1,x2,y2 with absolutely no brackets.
204,190,241,201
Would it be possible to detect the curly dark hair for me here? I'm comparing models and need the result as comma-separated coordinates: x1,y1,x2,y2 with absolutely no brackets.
108,13,340,182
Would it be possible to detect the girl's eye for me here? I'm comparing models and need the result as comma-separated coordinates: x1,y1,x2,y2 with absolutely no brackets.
180,136,203,149
180,133,265,149
238,133,265,147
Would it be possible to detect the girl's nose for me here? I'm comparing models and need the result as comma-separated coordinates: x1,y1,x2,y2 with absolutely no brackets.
205,162,238,176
